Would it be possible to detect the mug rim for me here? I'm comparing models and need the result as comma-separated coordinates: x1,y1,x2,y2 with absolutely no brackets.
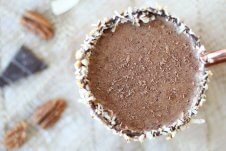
75,7,210,141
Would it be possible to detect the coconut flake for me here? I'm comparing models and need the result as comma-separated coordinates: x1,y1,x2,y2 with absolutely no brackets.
51,0,80,15
139,14,150,23
191,119,205,124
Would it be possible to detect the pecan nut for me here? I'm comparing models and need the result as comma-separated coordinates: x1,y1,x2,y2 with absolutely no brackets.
32,99,67,128
3,121,28,149
20,11,54,39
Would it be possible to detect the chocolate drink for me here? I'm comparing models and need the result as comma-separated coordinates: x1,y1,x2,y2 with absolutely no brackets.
88,18,199,131
75,7,210,141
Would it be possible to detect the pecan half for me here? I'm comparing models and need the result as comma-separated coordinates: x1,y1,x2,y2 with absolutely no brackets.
3,121,28,149
32,99,67,128
20,11,54,39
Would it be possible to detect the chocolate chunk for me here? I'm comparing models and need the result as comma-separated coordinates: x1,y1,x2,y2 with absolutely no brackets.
0,78,7,87
0,46,47,87
14,46,47,73
0,63,28,84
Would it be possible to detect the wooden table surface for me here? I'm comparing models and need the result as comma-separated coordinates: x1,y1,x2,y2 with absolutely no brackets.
0,0,225,151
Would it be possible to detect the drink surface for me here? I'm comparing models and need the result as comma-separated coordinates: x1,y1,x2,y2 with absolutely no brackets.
88,17,200,131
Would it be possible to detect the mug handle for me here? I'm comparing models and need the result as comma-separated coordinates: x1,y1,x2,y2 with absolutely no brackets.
202,49,226,67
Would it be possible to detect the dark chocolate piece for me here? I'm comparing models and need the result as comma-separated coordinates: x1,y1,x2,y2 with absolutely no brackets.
0,46,47,87
0,78,8,87
14,46,47,73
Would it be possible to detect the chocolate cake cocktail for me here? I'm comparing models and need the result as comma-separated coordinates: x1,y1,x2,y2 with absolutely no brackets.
75,7,226,141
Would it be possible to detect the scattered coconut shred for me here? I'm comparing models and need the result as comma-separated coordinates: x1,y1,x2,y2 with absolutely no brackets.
74,7,211,142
